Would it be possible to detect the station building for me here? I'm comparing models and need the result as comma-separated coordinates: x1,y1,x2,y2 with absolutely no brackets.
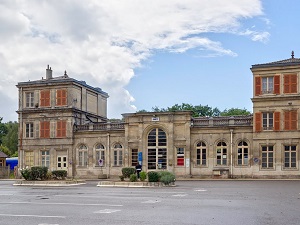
17,53,300,179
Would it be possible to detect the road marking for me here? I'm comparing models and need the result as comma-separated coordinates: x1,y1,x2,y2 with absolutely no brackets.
94,209,121,214
38,224,59,225
0,202,122,207
195,189,207,192
0,214,65,218
172,194,187,197
141,200,161,204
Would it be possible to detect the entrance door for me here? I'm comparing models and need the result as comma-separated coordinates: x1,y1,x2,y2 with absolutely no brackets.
147,128,167,170
57,156,67,170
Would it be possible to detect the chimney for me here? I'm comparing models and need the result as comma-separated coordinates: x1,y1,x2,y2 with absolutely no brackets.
46,65,52,80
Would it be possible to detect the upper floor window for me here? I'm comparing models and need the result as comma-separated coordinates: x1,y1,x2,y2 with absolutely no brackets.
95,143,105,166
262,112,273,130
237,141,249,166
255,112,280,132
284,74,297,94
56,89,67,106
25,123,34,138
25,92,34,108
216,141,227,166
56,120,67,138
196,142,207,166
40,121,50,138
284,110,297,131
255,75,280,96
40,90,50,107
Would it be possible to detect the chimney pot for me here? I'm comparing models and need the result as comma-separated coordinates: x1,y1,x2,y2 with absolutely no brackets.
46,65,53,80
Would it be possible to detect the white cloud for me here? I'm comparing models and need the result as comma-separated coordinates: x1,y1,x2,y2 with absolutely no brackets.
0,0,266,121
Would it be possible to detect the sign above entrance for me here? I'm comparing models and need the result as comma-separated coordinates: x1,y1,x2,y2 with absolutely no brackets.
152,117,159,121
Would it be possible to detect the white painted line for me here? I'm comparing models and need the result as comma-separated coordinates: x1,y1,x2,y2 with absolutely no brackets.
0,202,122,207
94,209,121,214
0,214,65,218
141,200,161,204
195,189,207,192
172,194,187,197
38,224,59,225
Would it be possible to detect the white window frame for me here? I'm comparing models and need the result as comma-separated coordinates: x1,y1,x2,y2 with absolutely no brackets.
262,112,273,130
78,144,88,167
237,141,249,166
95,143,105,167
113,143,123,166
41,150,50,168
196,142,207,166
262,77,274,94
25,123,34,138
25,92,34,108
216,142,227,166
261,146,274,169
284,145,297,169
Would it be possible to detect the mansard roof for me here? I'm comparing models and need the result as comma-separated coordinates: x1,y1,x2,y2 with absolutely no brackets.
251,51,300,69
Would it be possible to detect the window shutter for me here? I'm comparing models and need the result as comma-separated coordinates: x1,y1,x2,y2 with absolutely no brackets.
255,112,262,132
274,111,280,131
62,120,66,137
61,89,67,105
255,77,261,96
291,110,297,130
284,111,290,130
45,90,50,107
56,90,62,106
291,74,297,93
40,90,45,107
45,121,50,138
274,75,280,94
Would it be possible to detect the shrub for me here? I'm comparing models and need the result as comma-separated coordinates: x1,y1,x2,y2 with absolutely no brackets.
122,167,136,178
30,166,48,180
148,171,159,182
52,170,67,180
119,175,125,181
139,171,147,181
159,172,176,185
20,168,31,180
130,174,137,182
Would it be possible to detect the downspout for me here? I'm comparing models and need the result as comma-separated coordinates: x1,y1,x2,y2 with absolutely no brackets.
19,87,23,174
230,129,233,178
107,133,110,178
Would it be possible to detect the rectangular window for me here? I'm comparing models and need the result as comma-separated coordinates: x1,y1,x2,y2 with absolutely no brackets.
284,110,297,131
56,89,67,106
131,149,138,166
177,147,185,166
79,151,88,167
114,150,123,166
25,151,34,167
41,150,50,167
261,146,274,169
262,112,273,130
284,145,297,168
262,77,274,94
197,149,206,166
284,74,297,94
216,148,227,165
40,121,50,138
25,92,34,108
40,90,50,107
56,120,67,138
25,123,34,138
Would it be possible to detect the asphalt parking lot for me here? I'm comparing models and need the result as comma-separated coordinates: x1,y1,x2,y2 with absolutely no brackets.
0,180,300,225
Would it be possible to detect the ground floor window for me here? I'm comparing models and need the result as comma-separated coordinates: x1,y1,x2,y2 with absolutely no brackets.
196,142,206,166
95,143,105,166
284,145,296,169
131,149,138,166
25,151,34,167
113,143,123,166
78,144,88,167
216,142,227,165
261,146,274,169
237,141,249,166
41,150,50,167
176,147,184,166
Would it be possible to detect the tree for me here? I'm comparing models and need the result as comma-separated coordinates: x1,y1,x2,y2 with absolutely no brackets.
0,117,8,145
220,108,251,116
2,121,18,156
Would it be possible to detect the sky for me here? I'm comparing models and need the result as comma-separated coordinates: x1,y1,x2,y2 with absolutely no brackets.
0,0,300,122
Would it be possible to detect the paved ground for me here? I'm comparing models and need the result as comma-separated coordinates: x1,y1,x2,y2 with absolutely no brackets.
0,179,300,225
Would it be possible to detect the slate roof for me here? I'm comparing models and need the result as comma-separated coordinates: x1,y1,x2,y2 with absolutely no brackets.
252,51,300,69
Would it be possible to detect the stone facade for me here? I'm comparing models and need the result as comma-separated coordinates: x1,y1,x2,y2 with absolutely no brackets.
17,55,300,179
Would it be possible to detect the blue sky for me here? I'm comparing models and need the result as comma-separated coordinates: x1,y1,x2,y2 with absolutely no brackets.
0,0,299,122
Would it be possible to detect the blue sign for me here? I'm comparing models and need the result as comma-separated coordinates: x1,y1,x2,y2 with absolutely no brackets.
138,152,142,164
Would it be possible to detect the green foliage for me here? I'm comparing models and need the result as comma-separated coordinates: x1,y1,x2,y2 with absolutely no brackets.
129,174,137,182
220,108,251,116
52,170,67,180
2,121,18,155
119,175,125,181
0,117,8,145
148,171,159,182
158,171,176,185
0,145,10,157
139,171,147,181
20,168,31,180
122,167,136,178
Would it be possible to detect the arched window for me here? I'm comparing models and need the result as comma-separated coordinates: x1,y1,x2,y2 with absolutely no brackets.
196,142,206,166
78,144,88,167
95,143,105,166
237,141,248,166
216,141,227,165
113,143,123,166
147,128,167,169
